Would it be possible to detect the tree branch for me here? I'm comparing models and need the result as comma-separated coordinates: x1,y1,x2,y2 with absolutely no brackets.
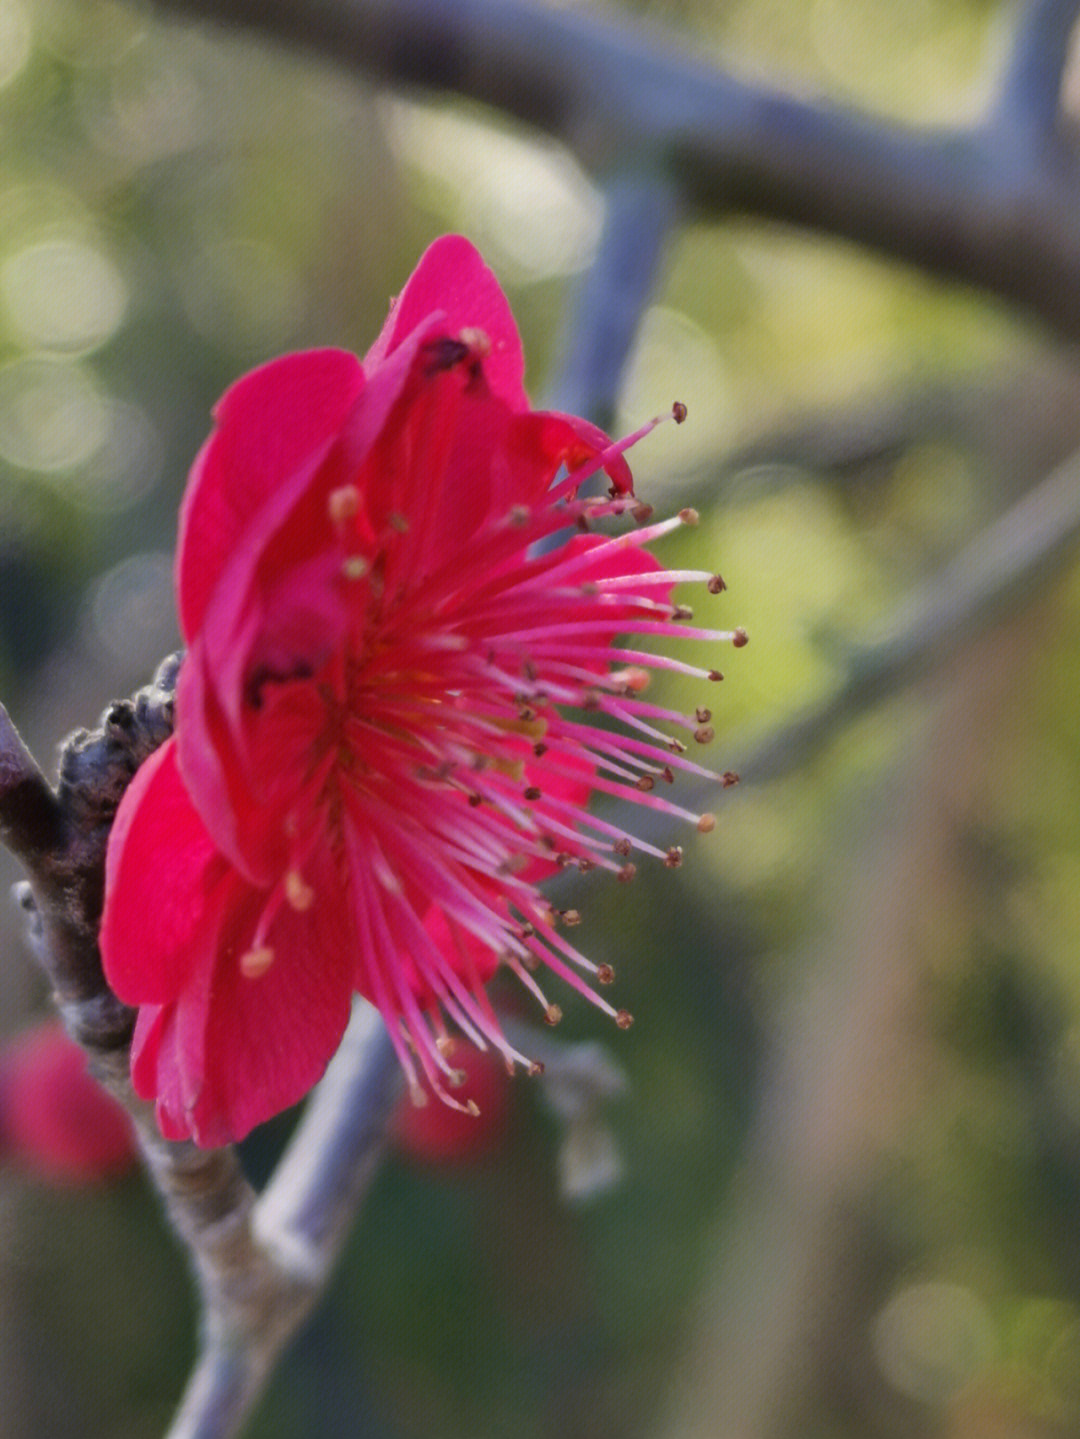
992,0,1079,150
148,0,1080,337
543,171,681,428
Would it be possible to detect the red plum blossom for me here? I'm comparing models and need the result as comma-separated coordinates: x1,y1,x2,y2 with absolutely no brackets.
100,235,743,1146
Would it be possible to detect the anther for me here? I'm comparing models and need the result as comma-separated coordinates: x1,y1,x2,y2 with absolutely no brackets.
240,945,275,979
508,504,531,526
342,555,369,581
597,964,615,985
697,812,717,833
616,1009,634,1030
528,1060,546,1078
636,775,655,792
662,766,675,784
613,837,632,857
328,485,359,524
708,574,727,594
667,739,687,754
465,1099,481,1117
559,909,582,927
523,786,542,801
665,846,684,869
722,771,740,787
679,507,700,526
696,707,712,724
284,869,314,912
555,852,574,868
632,502,655,524
708,669,725,682
673,604,694,621
694,725,715,744
617,863,637,883
732,627,749,648
672,401,688,423
459,325,491,355
521,951,541,972
544,1004,563,1026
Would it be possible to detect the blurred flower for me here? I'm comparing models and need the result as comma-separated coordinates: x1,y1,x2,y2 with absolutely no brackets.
390,1042,511,1164
0,1020,135,1183
101,234,742,1146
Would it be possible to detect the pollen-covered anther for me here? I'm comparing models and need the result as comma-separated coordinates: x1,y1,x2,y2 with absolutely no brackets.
284,868,315,912
697,812,717,833
632,502,655,524
597,963,615,985
636,775,655,792
613,837,632,857
722,771,741,787
239,945,275,979
327,484,359,524
672,604,694,621
616,1009,635,1030
672,401,688,423
665,846,684,869
577,857,596,873
436,1034,456,1057
732,627,749,648
679,507,700,526
458,324,491,355
528,1060,545,1078
696,707,712,724
617,863,638,883
695,725,715,744
612,666,650,693
559,909,582,927
662,765,675,784
544,1004,563,1026
341,555,369,581
708,574,727,594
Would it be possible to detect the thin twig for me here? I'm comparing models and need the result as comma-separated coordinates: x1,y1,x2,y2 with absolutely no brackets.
147,0,1080,338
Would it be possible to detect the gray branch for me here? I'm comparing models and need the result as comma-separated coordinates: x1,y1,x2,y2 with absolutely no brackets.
148,0,1080,338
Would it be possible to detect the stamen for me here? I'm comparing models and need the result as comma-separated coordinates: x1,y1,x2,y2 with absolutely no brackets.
328,484,359,524
285,868,314,911
342,555,369,581
239,945,275,979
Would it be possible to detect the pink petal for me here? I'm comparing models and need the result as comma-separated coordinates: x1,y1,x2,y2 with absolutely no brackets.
131,843,355,1147
101,740,232,1005
364,234,527,410
178,348,364,640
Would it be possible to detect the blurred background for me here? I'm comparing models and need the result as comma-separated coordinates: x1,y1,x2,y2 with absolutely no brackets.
4,0,1080,1435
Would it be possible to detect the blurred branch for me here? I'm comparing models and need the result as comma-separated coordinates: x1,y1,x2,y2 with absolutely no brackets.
665,620,1032,1439
740,439,1080,786
148,0,1080,338
993,0,1080,148
543,171,681,428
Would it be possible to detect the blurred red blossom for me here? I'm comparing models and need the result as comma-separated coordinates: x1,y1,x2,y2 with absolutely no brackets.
100,234,740,1147
0,1021,135,1184
390,1042,511,1164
